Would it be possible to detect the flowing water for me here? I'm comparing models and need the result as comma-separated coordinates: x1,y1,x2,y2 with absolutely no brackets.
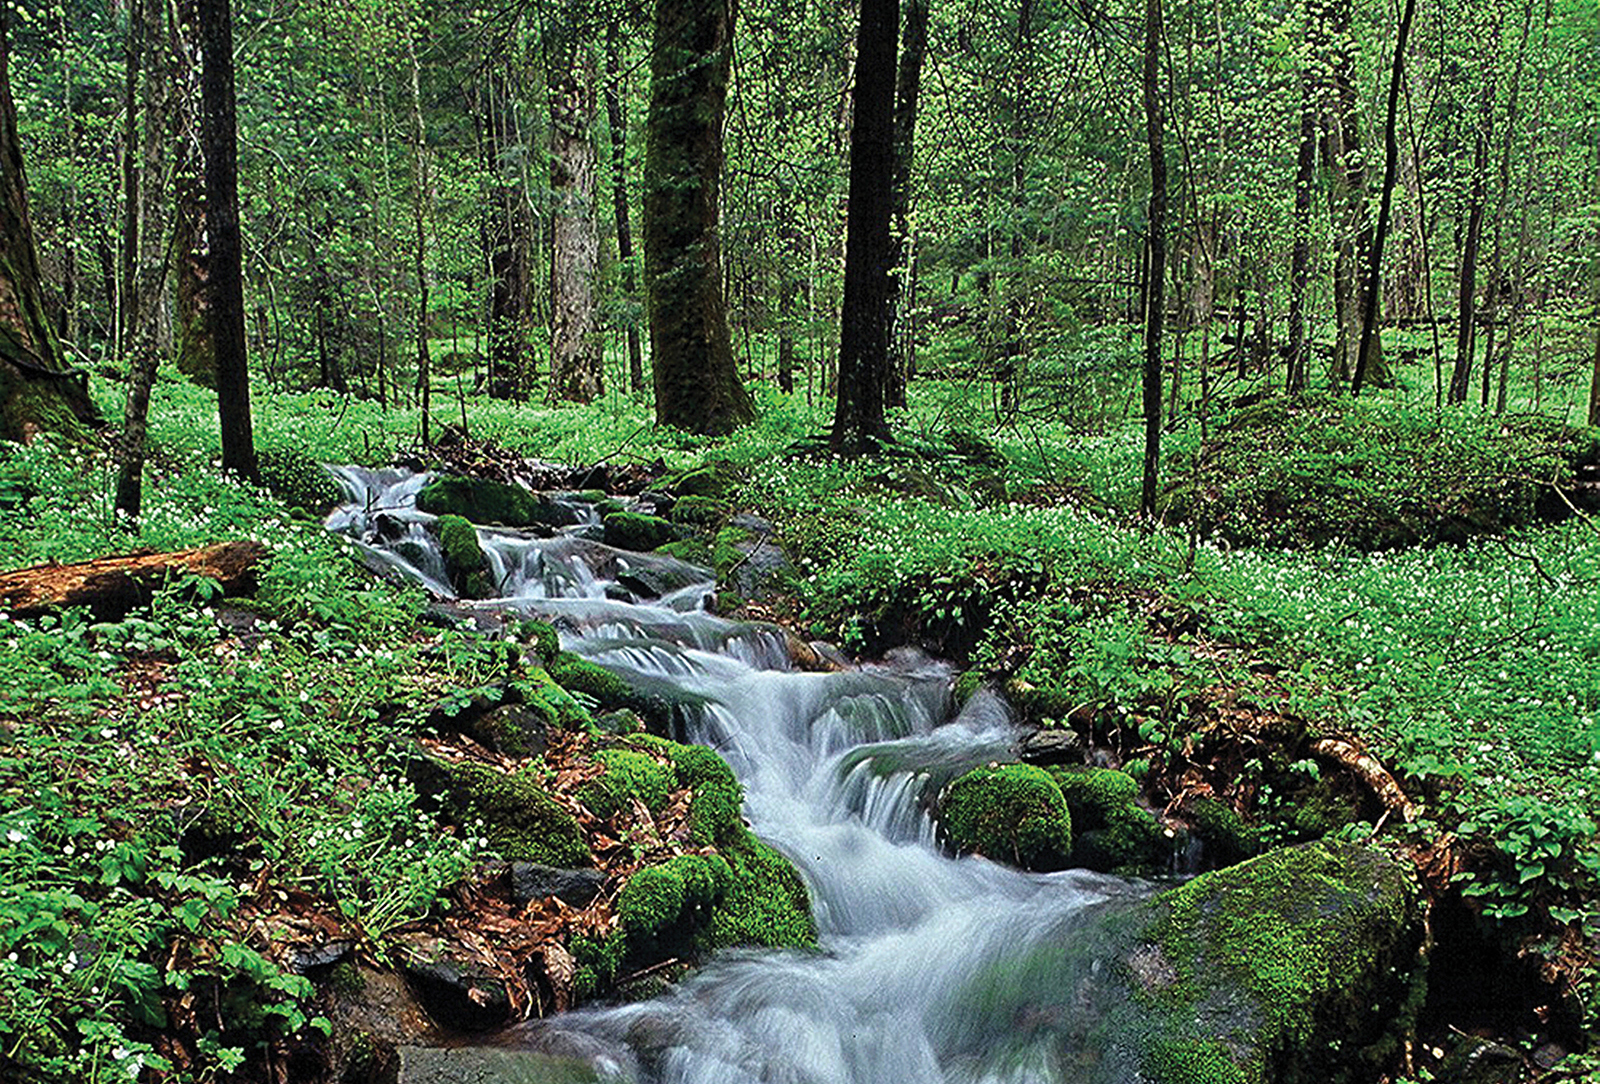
328,468,1156,1084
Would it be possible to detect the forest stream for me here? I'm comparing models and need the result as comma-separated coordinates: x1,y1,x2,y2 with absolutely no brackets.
326,466,1166,1084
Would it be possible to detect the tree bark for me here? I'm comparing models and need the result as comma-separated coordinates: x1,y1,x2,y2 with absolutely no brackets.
1351,0,1416,396
831,0,899,454
0,7,99,442
115,0,175,522
604,25,643,394
1448,108,1490,405
0,540,266,620
405,28,432,441
643,0,753,435
1139,0,1165,522
171,0,215,388
199,0,256,479
1285,61,1317,396
480,67,532,400
884,0,929,411
550,42,603,403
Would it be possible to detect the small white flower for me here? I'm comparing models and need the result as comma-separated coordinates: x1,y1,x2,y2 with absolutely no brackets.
5,829,24,844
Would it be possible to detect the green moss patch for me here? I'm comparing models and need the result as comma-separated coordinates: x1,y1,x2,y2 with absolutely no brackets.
435,514,492,598
941,764,1072,871
577,748,676,820
603,511,679,551
435,760,591,868
1049,766,1168,873
417,475,559,528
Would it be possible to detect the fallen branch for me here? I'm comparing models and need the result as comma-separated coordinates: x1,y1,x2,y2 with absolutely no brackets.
1311,736,1421,823
0,541,269,620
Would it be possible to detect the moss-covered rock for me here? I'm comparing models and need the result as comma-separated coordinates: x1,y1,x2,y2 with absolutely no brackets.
516,619,561,663
940,764,1073,871
1131,841,1425,1084
547,651,634,707
417,475,560,528
602,511,679,551
1186,795,1263,868
655,538,713,566
953,670,984,708
256,446,343,514
546,653,705,738
577,748,676,820
434,514,492,598
669,461,742,500
1050,765,1168,873
669,494,729,527
427,760,591,868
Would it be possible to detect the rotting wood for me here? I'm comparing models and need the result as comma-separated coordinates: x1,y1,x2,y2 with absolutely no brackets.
0,540,267,619
1311,736,1421,823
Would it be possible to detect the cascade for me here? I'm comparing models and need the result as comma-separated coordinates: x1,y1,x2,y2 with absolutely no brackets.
329,467,1153,1084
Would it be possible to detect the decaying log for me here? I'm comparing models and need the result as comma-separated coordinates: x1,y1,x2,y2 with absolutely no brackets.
1311,736,1421,823
0,540,268,620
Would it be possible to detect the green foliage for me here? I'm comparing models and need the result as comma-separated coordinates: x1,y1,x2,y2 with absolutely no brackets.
254,446,343,514
940,764,1073,871
1165,396,1578,551
577,749,676,820
1454,797,1600,925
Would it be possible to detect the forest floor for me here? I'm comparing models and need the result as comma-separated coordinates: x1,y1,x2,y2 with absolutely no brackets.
3,368,1600,1081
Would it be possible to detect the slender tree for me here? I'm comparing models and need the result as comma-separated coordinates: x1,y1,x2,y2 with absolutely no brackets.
832,0,899,454
480,65,533,400
172,0,215,388
1139,0,1165,521
604,25,643,394
1285,36,1317,397
884,0,929,410
643,0,753,434
0,7,99,441
1352,0,1417,396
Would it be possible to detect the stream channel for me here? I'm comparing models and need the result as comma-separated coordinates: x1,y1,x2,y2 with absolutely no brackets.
328,467,1159,1084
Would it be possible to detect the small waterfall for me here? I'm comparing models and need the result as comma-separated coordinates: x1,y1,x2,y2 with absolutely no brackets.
327,469,1152,1084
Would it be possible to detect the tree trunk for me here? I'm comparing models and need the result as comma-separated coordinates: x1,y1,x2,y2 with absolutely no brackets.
831,0,899,454
1140,0,1166,522
604,26,643,394
115,0,174,522
199,0,256,479
1484,0,1531,412
1285,61,1317,396
1351,0,1416,396
405,29,432,442
643,0,753,435
1449,125,1489,405
481,67,532,400
171,0,214,388
0,8,99,442
884,0,929,411
550,42,603,404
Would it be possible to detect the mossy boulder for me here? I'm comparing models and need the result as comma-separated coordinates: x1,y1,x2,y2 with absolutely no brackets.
433,514,493,598
1129,841,1425,1084
515,619,561,663
1185,795,1264,868
256,446,343,514
1050,765,1169,873
576,748,676,820
669,494,729,527
417,475,561,528
602,511,679,551
668,461,742,500
940,763,1073,871
546,652,708,738
420,759,591,868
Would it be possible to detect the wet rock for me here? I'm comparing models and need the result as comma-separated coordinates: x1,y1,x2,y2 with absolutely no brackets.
397,1045,600,1083
1437,1036,1525,1084
602,511,679,551
715,516,796,602
509,863,606,909
288,940,353,973
400,951,513,1032
417,475,572,529
1018,728,1085,766
939,763,1073,872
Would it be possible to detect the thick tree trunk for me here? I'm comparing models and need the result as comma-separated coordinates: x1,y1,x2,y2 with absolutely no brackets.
172,0,215,388
0,8,99,442
550,44,603,404
831,0,899,454
115,0,174,522
199,0,256,479
604,26,643,394
884,0,929,411
1140,0,1165,522
643,0,753,435
481,68,532,400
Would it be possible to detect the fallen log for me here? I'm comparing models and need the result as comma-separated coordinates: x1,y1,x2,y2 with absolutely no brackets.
0,540,269,620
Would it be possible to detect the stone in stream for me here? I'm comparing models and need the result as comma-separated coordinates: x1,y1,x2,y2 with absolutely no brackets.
980,840,1424,1084
397,1046,601,1084
398,951,512,1032
417,475,576,529
1018,727,1086,765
